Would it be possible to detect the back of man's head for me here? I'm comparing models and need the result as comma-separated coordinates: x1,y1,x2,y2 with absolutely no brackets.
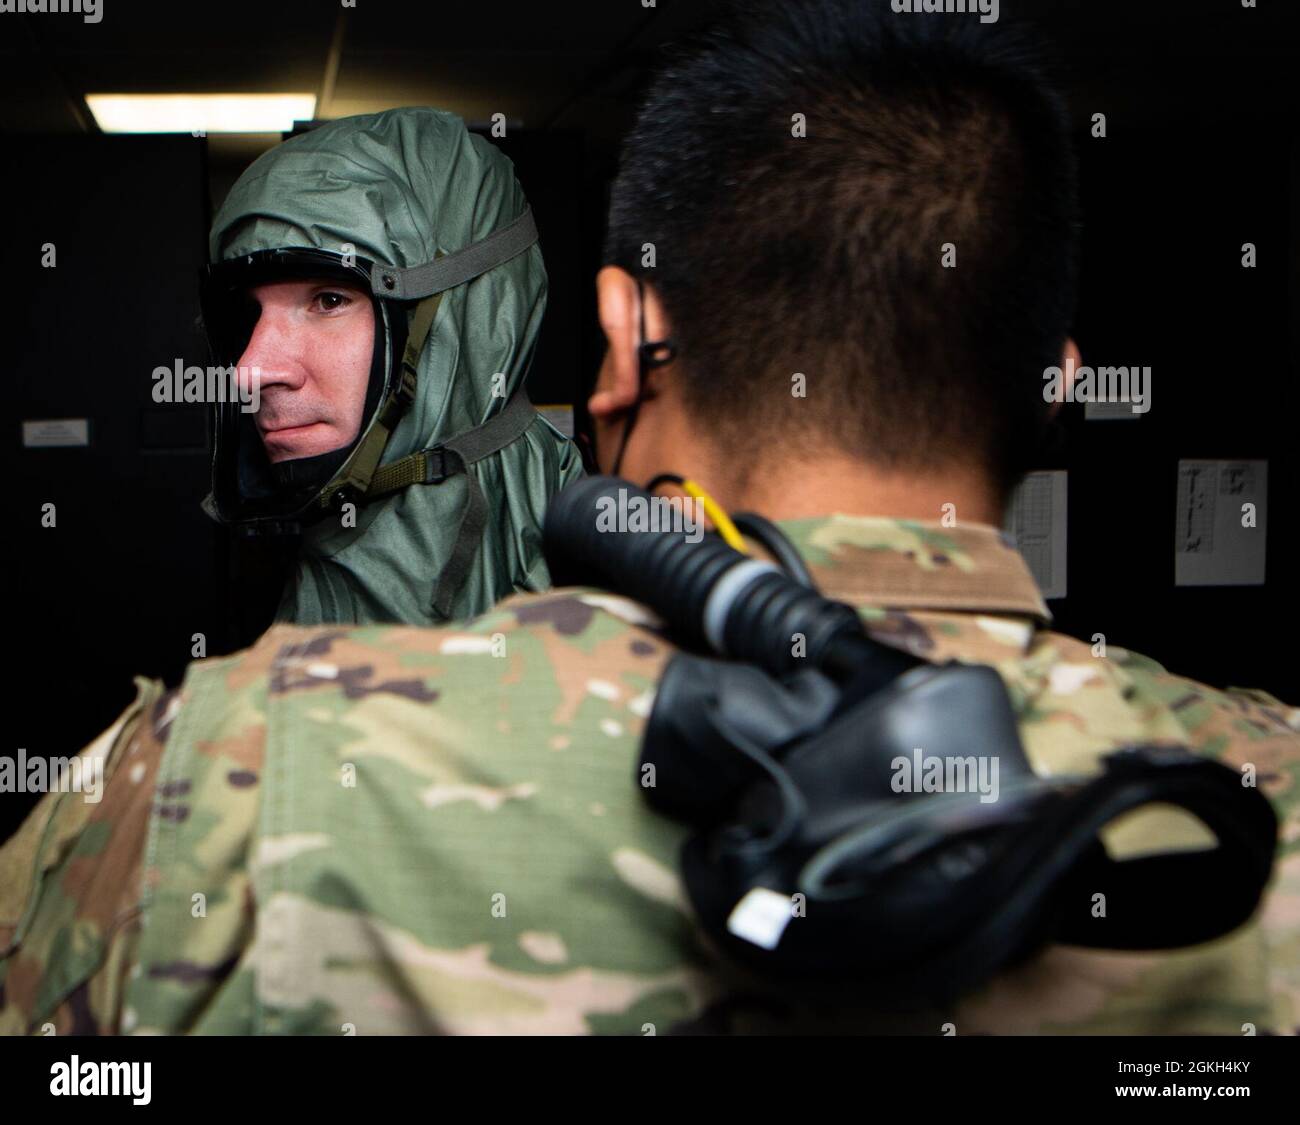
604,0,1080,498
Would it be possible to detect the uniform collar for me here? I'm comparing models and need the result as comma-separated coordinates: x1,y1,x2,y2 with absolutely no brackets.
773,514,1051,625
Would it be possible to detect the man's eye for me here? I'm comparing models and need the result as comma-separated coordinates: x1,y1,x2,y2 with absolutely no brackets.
313,291,352,312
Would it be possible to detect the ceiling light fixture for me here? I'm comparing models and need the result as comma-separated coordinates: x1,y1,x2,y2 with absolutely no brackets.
85,93,318,134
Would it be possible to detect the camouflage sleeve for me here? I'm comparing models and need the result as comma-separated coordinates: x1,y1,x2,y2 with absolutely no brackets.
1111,658,1300,1033
0,677,174,1035
1116,659,1300,794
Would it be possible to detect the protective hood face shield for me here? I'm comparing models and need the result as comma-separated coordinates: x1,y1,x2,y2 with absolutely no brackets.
198,247,405,526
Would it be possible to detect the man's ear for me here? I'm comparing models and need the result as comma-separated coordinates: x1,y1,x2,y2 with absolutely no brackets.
588,266,643,420
1048,337,1083,420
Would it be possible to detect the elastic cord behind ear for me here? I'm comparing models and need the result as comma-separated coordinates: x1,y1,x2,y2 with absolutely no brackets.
610,278,677,477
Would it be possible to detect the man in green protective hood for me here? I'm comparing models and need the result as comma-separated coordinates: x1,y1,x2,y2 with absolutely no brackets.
198,106,584,625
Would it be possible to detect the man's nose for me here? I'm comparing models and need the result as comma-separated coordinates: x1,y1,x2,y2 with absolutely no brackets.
236,309,305,394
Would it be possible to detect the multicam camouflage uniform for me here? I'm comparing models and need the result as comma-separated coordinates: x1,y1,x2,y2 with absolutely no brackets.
2,516,1298,1034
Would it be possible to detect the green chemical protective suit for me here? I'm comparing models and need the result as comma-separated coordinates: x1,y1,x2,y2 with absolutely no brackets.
199,107,584,625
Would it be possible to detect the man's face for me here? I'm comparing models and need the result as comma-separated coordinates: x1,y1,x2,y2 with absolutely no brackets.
237,278,375,463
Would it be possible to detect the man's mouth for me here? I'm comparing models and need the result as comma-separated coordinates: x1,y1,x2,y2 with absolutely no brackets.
261,421,322,437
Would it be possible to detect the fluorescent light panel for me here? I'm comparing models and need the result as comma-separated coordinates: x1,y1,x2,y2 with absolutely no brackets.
85,94,318,134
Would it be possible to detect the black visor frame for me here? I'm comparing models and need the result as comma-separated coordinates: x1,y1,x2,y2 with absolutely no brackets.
198,246,402,526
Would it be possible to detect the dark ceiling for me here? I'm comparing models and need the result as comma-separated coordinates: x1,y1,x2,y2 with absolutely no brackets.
3,1,713,139
3,0,1297,183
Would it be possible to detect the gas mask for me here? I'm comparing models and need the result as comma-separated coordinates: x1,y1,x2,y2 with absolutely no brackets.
543,476,1278,1004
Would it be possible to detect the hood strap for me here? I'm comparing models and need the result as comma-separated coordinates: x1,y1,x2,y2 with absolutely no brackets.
319,207,540,509
365,387,539,618
368,208,538,300
320,289,443,507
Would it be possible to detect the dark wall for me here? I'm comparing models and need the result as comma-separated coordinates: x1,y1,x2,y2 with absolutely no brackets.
470,128,595,411
1046,128,1296,700
4,137,217,836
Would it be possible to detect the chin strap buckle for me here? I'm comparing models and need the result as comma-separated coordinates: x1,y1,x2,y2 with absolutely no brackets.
316,482,357,516
421,448,450,485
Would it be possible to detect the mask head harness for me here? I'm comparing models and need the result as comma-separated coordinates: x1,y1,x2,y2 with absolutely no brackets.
543,476,1279,1005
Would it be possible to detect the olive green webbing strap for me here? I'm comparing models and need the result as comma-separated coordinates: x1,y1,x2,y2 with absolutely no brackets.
429,388,540,618
322,291,444,504
361,387,539,617
318,208,539,510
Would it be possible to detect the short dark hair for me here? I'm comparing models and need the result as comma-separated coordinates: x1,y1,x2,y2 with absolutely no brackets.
605,0,1080,495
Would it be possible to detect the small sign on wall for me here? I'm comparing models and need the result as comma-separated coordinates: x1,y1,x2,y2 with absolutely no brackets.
1004,470,1068,600
1174,460,1267,587
22,419,90,448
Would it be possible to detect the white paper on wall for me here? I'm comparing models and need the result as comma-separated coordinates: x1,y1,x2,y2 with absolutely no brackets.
1004,470,1068,600
1174,460,1267,587
1084,399,1142,421
22,419,89,448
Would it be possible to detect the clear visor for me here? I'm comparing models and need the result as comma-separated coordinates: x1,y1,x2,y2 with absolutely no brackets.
199,246,379,367
198,247,400,526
